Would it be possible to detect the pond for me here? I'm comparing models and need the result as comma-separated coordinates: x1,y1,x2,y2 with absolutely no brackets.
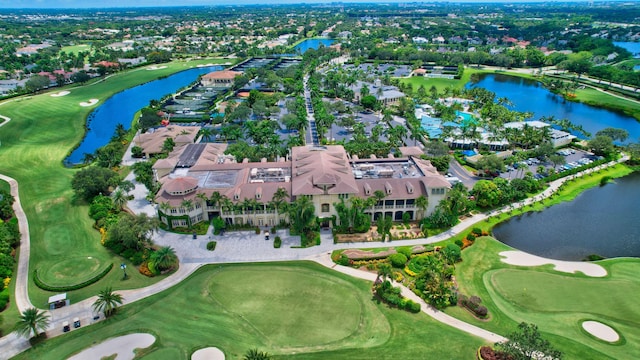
294,38,334,54
492,171,640,261
66,65,223,165
614,41,640,58
467,74,640,142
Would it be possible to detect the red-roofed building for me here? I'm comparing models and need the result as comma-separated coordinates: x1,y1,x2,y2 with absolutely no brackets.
201,70,242,87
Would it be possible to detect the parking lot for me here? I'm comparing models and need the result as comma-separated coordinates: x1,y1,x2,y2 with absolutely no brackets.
500,148,599,180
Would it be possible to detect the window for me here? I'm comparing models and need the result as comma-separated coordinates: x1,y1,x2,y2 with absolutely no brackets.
196,214,203,222
431,188,445,195
338,193,349,199
195,203,201,209
170,208,177,214
321,203,330,212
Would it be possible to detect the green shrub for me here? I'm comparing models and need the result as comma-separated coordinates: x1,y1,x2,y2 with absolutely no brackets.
274,236,282,248
206,241,217,251
397,247,412,259
0,288,9,310
455,239,464,247
255,226,261,234
466,233,476,242
388,253,408,268
405,300,421,313
471,227,483,237
339,254,351,266
600,176,612,186
33,264,114,292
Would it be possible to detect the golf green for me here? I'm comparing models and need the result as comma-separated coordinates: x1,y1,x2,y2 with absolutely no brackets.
14,262,484,360
452,237,640,360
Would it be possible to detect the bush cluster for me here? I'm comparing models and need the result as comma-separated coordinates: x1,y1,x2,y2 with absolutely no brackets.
374,280,420,313
273,236,282,248
206,241,217,251
0,190,20,294
33,264,114,292
388,253,408,268
459,294,488,318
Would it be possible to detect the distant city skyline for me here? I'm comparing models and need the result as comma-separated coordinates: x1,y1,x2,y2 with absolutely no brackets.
0,0,601,10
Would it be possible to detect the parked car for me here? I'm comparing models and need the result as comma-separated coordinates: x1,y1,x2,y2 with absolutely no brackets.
73,317,81,328
63,321,70,333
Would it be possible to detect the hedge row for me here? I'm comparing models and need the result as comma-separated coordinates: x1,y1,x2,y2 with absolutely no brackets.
33,263,114,292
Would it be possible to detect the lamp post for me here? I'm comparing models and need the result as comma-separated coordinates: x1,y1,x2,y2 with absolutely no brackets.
120,263,127,280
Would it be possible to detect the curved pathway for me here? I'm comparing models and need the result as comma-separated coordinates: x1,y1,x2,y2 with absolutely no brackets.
0,145,628,358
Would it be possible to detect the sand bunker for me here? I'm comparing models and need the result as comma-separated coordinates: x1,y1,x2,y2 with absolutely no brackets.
499,251,607,277
197,63,216,67
50,91,70,97
582,321,620,342
192,347,225,360
147,65,167,70
79,99,99,107
68,333,155,360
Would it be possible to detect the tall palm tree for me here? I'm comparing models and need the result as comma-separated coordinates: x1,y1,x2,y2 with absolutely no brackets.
415,195,429,220
111,189,127,211
15,308,50,339
196,192,208,209
151,246,178,271
93,287,124,318
271,187,289,225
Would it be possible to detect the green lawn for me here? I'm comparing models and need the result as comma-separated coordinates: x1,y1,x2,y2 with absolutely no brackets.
0,58,236,317
572,87,640,120
14,262,485,360
59,44,93,56
451,237,640,360
399,68,481,92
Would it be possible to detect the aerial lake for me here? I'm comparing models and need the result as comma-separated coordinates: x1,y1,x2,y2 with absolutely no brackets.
66,65,222,165
492,171,640,260
468,74,640,141
614,41,640,58
294,38,334,53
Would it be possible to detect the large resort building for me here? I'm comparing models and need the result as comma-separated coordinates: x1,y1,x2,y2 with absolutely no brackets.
153,143,451,230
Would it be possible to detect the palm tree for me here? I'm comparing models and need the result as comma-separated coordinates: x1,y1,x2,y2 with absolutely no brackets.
93,287,124,318
376,263,393,283
111,189,127,211
289,196,315,236
15,308,50,339
415,195,429,220
244,349,271,360
196,192,208,209
271,187,289,225
151,246,178,271
198,127,214,142
159,201,171,216
208,191,223,210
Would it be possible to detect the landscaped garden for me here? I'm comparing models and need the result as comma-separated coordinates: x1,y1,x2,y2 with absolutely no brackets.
0,57,233,316
12,262,485,359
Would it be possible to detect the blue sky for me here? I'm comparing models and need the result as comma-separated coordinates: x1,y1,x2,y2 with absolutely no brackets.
0,0,597,9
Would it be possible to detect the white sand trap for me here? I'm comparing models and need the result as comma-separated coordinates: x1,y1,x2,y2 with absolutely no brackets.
499,251,607,277
146,65,167,70
68,333,155,360
50,91,70,97
197,63,216,67
79,99,99,107
192,347,225,360
582,321,619,342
